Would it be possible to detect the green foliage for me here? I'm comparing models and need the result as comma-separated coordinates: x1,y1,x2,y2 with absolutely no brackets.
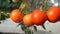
0,11,9,20
0,11,5,20
0,0,10,8
5,13,9,18
42,0,50,12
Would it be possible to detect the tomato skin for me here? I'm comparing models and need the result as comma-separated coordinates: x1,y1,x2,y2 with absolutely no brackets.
47,6,60,23
23,14,33,26
10,9,24,23
31,9,46,25
58,8,60,21
44,12,48,20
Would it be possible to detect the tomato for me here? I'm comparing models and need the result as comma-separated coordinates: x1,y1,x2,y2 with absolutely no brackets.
59,8,60,21
47,6,60,23
10,9,24,23
23,14,33,26
31,9,46,25
44,12,48,20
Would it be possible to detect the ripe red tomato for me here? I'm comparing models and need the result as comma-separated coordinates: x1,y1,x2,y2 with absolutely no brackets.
31,9,46,25
44,12,48,20
10,9,24,23
59,8,60,21
23,14,33,26
47,6,60,23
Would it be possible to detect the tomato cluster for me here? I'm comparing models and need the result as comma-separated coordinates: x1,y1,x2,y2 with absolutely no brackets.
10,6,60,26
47,6,60,23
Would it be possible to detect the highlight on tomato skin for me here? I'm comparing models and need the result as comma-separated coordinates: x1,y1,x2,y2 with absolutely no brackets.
47,6,60,23
10,9,24,23
31,9,46,25
23,14,34,26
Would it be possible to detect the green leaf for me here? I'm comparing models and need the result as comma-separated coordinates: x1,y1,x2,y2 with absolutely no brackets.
42,0,50,12
5,13,9,18
2,0,10,8
41,25,46,30
0,12,6,20
20,23,28,31
21,25,26,31
25,29,33,34
33,26,37,31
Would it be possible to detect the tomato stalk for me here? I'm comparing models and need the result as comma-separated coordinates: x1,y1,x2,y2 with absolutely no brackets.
17,21,34,34
41,25,46,30
40,0,50,12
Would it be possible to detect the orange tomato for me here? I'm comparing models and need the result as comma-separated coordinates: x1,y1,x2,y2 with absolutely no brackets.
10,9,24,23
31,9,46,25
47,6,60,23
23,14,33,26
